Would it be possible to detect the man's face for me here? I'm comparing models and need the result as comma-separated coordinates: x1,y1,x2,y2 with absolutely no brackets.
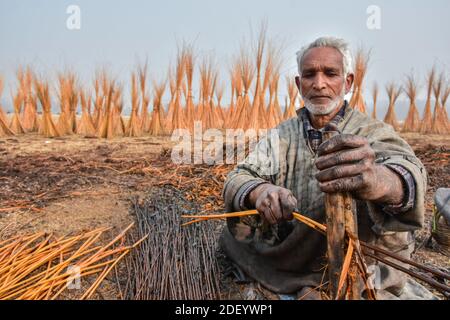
296,47,353,115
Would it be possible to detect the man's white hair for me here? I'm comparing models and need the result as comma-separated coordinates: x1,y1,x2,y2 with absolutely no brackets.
296,36,354,77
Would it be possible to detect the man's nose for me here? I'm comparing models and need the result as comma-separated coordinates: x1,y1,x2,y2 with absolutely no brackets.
312,73,327,91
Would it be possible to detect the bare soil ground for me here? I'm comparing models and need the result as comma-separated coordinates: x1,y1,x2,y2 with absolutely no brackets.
0,132,449,299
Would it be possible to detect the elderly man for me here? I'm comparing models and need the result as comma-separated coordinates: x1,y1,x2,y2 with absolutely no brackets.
220,37,427,299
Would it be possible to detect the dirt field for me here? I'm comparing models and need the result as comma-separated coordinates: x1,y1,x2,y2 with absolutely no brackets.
0,132,449,299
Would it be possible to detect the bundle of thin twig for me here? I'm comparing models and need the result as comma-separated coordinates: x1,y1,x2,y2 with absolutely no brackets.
122,187,221,300
0,224,143,300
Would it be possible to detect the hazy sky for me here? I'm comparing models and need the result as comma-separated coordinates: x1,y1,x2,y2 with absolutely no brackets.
1,0,449,117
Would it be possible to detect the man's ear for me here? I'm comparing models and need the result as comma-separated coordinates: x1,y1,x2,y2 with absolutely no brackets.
345,73,354,94
295,76,301,90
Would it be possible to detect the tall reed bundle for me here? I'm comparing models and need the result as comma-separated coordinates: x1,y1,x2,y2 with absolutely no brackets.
349,48,370,113
247,23,268,130
97,81,115,139
183,44,196,130
167,51,187,133
431,73,449,134
265,42,283,128
215,82,225,124
9,89,25,134
420,67,436,133
223,63,241,129
402,73,421,132
371,82,378,119
35,78,60,138
92,72,106,129
112,85,126,136
77,89,96,137
383,82,402,131
165,66,176,126
232,48,254,129
56,73,78,135
18,67,39,132
149,79,167,136
199,56,221,130
0,77,15,137
125,73,142,137
138,62,151,133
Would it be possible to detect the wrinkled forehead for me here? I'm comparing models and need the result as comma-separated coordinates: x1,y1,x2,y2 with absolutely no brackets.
301,47,344,72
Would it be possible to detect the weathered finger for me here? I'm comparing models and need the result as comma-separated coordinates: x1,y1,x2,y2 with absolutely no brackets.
315,147,374,170
317,134,368,156
315,163,369,182
318,174,365,193
279,192,295,220
268,192,283,223
262,205,277,225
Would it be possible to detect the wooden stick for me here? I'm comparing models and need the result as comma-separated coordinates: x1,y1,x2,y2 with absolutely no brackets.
323,131,347,299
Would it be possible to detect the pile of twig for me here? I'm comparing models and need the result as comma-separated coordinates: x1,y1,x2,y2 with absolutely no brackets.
121,187,221,299
0,224,143,300
182,210,450,299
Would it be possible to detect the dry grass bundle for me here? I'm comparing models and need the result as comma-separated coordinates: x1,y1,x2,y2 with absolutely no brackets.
9,89,25,134
0,224,142,300
284,76,298,120
35,79,60,138
92,72,106,129
371,82,378,119
246,23,268,130
215,82,226,123
266,42,283,128
137,62,151,133
56,72,78,135
0,77,15,137
125,73,142,137
383,82,402,130
167,51,187,133
18,67,39,132
111,86,126,136
402,74,421,132
223,63,241,129
149,79,167,136
420,67,436,133
349,48,370,113
199,56,221,130
232,48,254,129
165,66,177,126
97,81,115,139
183,44,196,130
77,89,96,137
431,73,449,134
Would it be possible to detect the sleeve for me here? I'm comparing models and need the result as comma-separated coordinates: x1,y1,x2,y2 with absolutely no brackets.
363,124,427,234
222,130,283,212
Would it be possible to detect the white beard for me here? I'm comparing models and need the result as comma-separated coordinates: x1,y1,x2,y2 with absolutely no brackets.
302,87,346,116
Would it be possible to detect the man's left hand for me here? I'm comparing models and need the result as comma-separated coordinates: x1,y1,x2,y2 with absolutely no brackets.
315,134,404,205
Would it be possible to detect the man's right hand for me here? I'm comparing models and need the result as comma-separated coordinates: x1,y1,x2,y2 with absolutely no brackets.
247,184,297,225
